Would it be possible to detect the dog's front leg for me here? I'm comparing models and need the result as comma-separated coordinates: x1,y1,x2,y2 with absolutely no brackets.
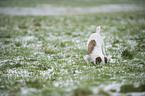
102,45,107,64
102,42,106,57
102,43,108,64
84,55,90,64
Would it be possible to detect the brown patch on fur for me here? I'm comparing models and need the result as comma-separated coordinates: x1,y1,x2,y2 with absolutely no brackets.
87,40,96,55
96,56,102,64
104,57,107,64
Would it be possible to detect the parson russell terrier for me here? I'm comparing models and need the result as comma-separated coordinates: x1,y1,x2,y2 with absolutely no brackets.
84,26,107,65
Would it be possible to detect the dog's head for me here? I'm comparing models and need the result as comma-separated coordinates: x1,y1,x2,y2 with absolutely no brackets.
95,56,107,64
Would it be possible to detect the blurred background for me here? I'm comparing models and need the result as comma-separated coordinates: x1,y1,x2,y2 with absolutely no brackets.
0,0,144,15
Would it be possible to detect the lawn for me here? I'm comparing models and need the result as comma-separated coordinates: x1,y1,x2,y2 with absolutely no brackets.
0,0,145,96
0,0,145,7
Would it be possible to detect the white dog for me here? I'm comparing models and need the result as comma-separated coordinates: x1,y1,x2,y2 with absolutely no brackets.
84,26,107,65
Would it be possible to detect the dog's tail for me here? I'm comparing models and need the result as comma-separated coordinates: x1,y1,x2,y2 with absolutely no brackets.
96,26,101,33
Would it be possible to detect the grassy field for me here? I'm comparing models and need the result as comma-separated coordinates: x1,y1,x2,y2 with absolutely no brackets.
0,0,145,7
0,0,145,96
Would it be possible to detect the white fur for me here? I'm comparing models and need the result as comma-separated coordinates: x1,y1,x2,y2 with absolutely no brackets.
84,26,106,64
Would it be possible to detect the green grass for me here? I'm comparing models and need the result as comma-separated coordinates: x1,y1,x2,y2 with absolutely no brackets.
0,7,145,96
0,0,145,7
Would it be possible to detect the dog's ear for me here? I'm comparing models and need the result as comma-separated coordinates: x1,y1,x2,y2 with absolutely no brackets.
96,56,102,64
104,57,107,64
96,26,101,33
87,40,96,55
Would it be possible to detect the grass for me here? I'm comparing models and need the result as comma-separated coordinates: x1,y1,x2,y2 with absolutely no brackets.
0,0,145,7
0,1,145,95
120,84,145,93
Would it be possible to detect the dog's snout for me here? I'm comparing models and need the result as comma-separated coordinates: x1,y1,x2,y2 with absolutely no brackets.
96,57,102,64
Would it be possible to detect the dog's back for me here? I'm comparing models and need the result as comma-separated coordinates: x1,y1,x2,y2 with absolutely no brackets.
87,26,104,52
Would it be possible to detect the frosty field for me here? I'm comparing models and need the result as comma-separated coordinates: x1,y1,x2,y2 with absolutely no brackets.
0,0,145,96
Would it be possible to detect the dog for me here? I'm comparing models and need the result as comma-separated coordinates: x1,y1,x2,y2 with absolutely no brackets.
84,26,107,65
